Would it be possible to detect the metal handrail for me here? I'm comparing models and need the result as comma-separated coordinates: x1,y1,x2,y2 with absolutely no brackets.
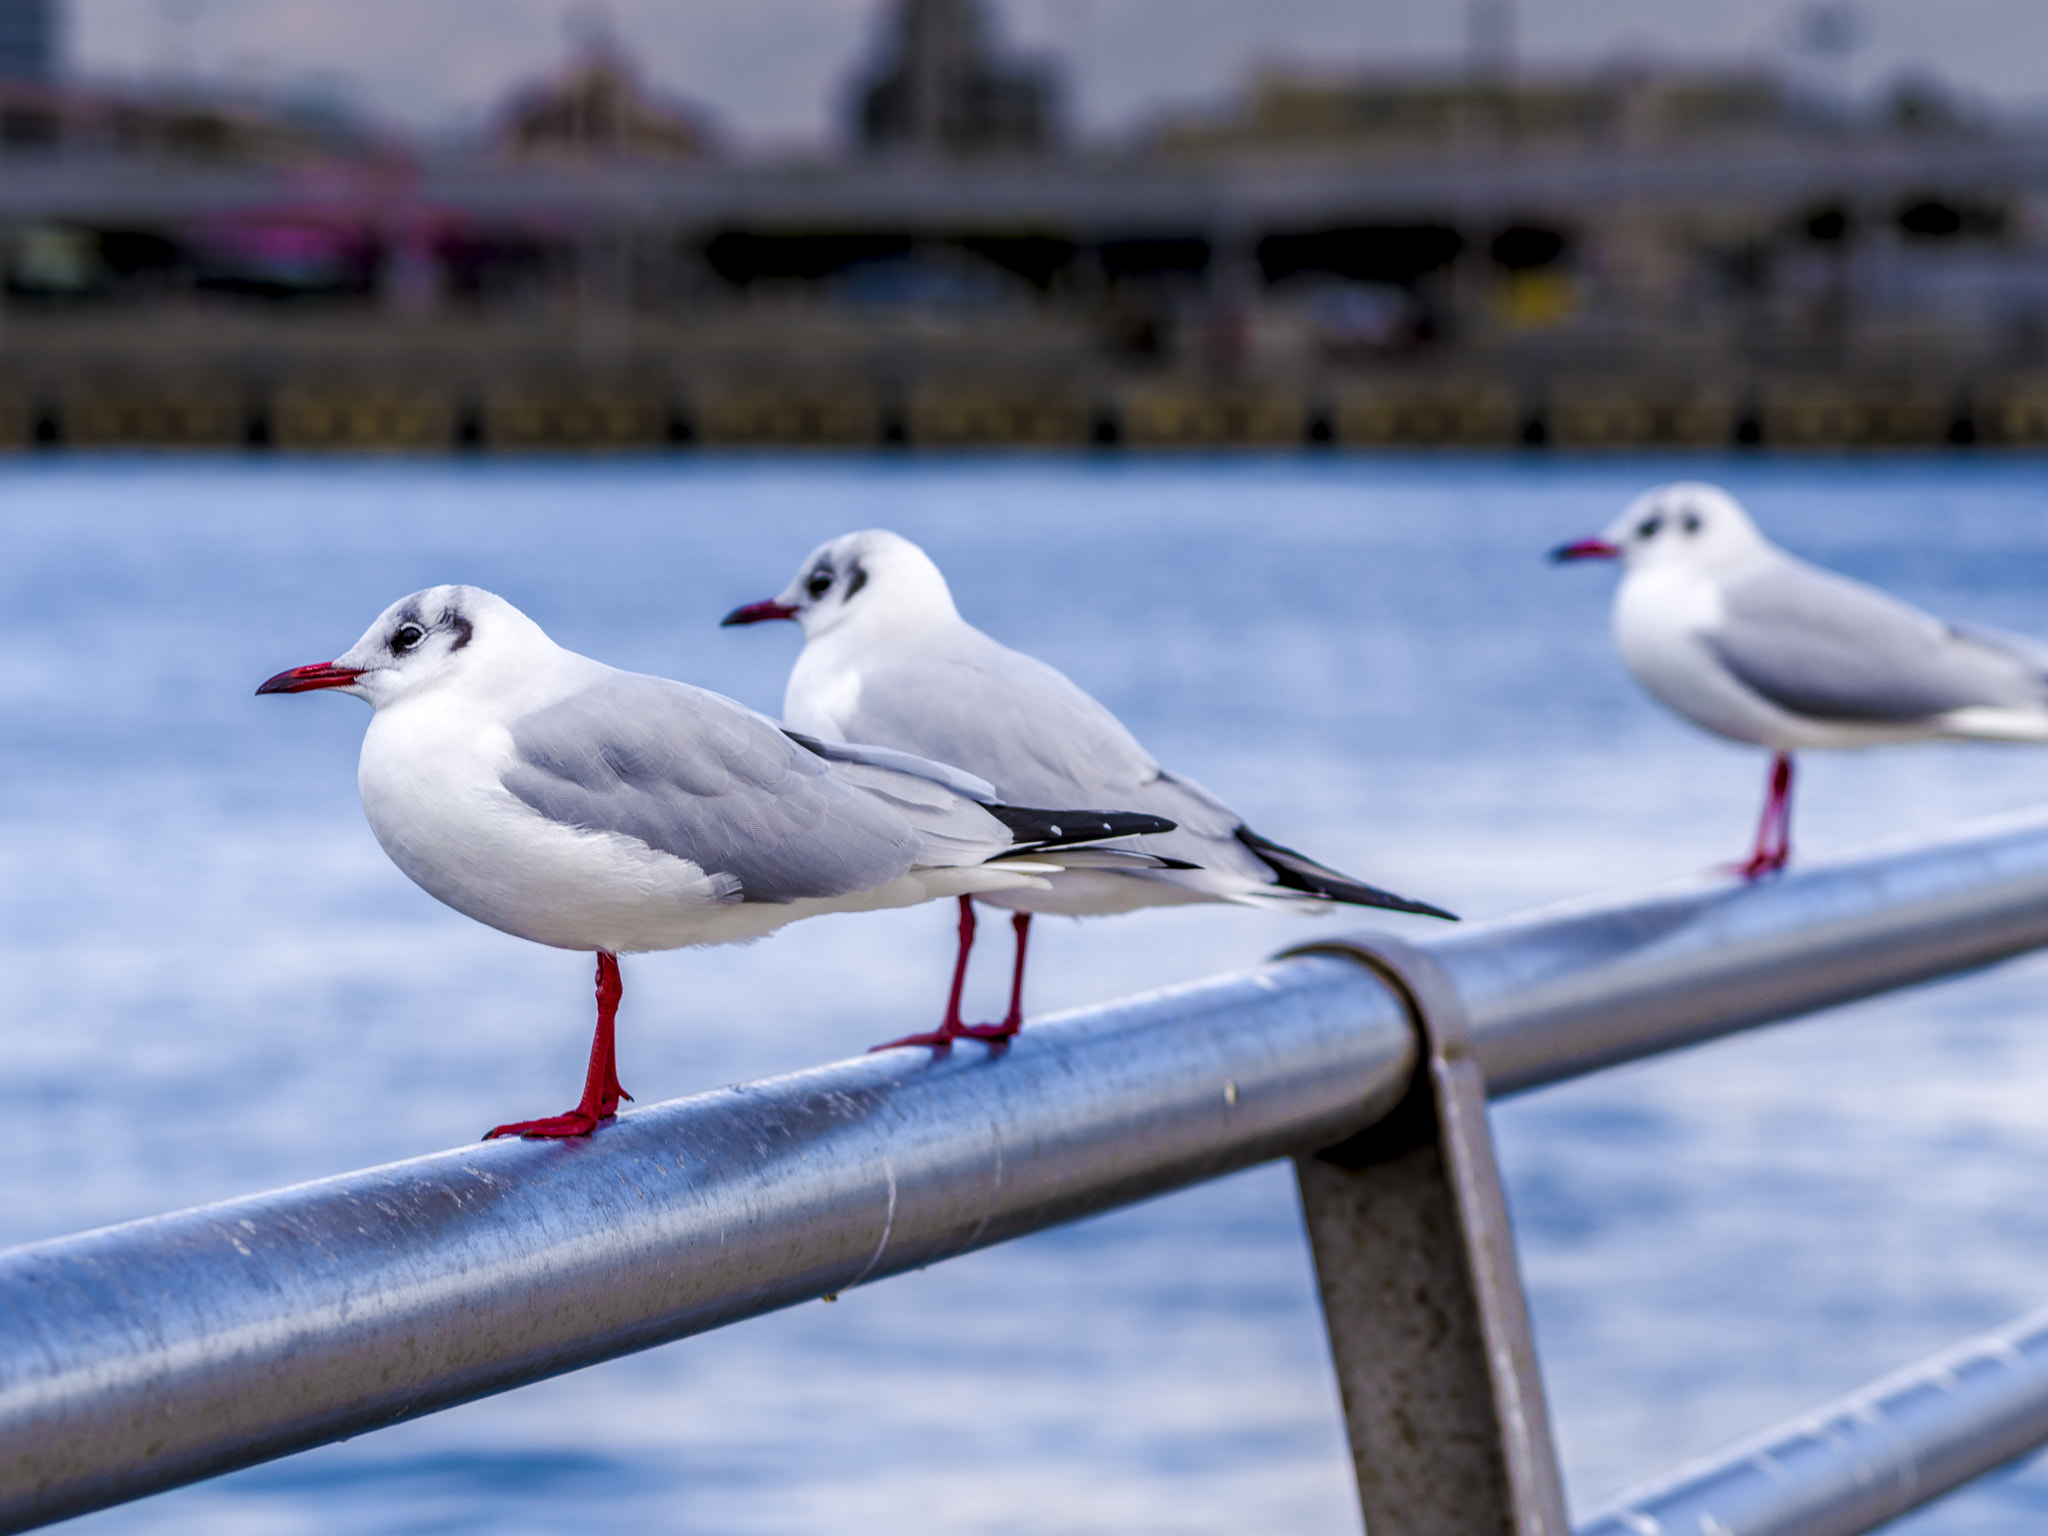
0,959,1420,1534
7,807,2048,1534
1436,803,2048,1094
1578,1299,2048,1536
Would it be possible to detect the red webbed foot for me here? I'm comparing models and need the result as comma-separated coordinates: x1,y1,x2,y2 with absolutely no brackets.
1729,754,1795,881
483,1107,611,1140
1728,848,1790,881
871,1023,967,1052
487,952,635,1138
870,1018,1022,1050
875,905,1031,1050
955,1019,1021,1042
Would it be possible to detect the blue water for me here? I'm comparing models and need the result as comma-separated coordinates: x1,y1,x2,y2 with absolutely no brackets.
6,451,2048,1533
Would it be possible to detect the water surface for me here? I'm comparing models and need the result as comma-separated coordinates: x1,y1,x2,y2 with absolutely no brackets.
4,452,2048,1533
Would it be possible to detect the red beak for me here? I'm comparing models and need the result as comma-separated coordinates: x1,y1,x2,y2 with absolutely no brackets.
1549,538,1622,563
256,662,365,695
721,600,799,627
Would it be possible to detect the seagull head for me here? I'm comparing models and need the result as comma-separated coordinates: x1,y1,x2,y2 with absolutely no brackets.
258,585,542,709
1551,483,1770,574
722,529,959,643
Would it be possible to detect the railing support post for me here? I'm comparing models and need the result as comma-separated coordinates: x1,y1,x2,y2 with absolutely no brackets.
1285,935,1569,1536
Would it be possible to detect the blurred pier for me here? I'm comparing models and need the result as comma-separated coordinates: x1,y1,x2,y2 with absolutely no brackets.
3,345,2045,451
7,1,2048,450
8,297,2048,452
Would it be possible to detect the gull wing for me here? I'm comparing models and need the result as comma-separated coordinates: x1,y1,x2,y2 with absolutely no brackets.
1708,559,2048,723
502,673,933,904
825,623,1443,911
831,629,1165,810
781,729,998,803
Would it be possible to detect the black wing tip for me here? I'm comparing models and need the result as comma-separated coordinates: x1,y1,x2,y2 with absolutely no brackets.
1235,826,1458,921
1299,878,1459,921
989,805,1179,849
1102,811,1177,838
782,729,828,757
1366,891,1460,922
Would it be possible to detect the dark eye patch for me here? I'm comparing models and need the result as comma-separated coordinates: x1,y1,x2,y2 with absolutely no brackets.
805,568,833,599
845,563,868,599
1682,513,1702,534
391,623,426,655
1637,515,1664,539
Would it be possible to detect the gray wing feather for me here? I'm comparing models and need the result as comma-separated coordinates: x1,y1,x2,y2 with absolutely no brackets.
838,631,1165,809
784,730,998,803
796,755,1020,868
1710,560,2048,722
836,636,1273,886
503,674,923,903
1950,620,2048,676
1109,770,1277,887
817,622,1439,911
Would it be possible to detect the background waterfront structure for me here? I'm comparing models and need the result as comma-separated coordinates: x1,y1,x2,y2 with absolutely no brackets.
0,1,2038,447
0,0,53,82
854,0,1056,156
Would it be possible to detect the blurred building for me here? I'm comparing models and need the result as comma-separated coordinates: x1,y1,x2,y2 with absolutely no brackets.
0,9,2032,452
1150,63,1797,156
0,0,54,82
495,37,715,162
854,0,1056,155
0,78,382,161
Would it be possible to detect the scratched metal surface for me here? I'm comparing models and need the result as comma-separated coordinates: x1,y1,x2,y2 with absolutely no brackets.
1426,807,2048,1097
3,453,2048,1532
17,814,2048,1532
0,956,1413,1532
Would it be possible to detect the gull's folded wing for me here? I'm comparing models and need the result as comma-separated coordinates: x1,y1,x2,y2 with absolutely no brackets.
782,729,999,803
502,675,927,904
1709,560,2048,723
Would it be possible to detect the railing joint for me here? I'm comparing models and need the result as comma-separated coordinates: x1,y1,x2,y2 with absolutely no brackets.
1281,932,1570,1536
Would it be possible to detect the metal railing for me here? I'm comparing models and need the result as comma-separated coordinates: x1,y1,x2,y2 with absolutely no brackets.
8,807,2048,1534
1579,1300,2048,1536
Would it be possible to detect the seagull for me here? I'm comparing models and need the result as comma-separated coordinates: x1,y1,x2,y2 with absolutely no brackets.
1553,482,2048,876
722,530,1454,1050
258,585,1179,1139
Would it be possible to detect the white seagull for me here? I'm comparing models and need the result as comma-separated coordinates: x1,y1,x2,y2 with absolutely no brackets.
722,530,1453,1050
1553,482,2048,876
258,584,1179,1138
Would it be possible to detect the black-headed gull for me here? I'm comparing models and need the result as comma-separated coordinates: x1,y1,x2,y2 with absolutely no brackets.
722,531,1453,1050
1554,482,2048,876
258,585,1178,1138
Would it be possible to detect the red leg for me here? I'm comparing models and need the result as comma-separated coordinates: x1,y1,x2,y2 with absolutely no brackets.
485,952,634,1140
961,912,1031,1041
872,897,979,1051
592,952,631,1114
1767,754,1795,870
1736,753,1795,880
